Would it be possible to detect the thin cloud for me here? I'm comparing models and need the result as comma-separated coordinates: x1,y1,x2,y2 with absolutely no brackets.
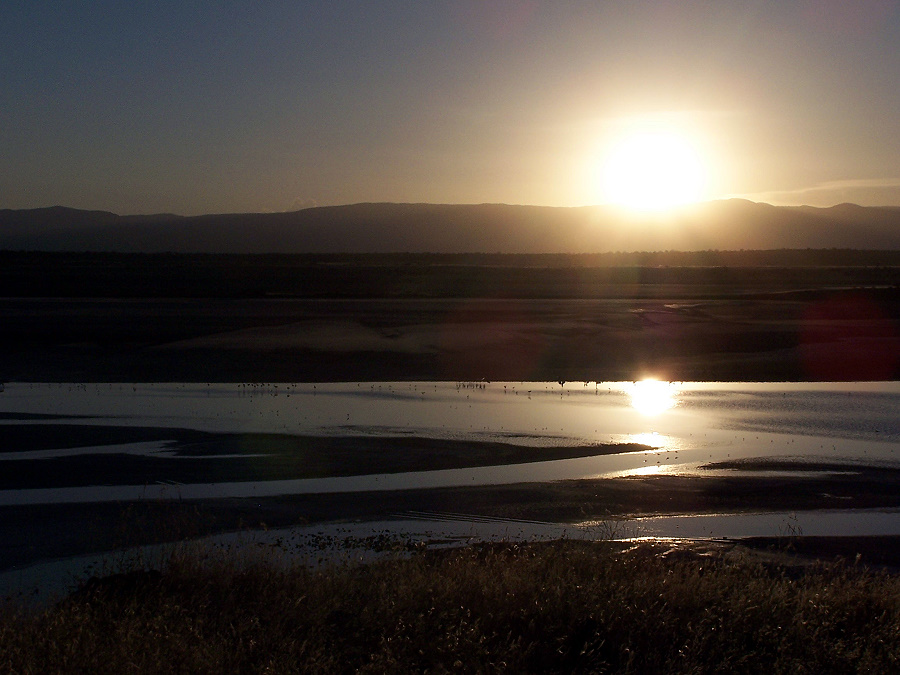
736,177,900,206
800,177,900,192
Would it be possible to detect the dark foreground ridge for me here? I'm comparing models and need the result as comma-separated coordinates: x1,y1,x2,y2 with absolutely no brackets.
2,540,899,673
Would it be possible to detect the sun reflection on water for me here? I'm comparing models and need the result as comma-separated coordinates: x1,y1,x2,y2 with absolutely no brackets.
626,431,668,448
628,465,667,476
629,379,678,415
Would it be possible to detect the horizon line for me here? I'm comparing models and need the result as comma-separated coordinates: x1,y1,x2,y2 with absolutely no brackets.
6,198,900,219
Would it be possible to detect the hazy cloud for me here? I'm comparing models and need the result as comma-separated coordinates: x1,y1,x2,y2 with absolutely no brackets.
739,177,900,207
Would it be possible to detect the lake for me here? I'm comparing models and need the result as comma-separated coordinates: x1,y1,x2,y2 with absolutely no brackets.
1,380,898,505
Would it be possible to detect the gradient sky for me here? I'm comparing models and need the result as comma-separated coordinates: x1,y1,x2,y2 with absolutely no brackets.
3,1,900,215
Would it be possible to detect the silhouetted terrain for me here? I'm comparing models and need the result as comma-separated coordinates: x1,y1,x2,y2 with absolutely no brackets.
2,249,899,298
2,200,899,253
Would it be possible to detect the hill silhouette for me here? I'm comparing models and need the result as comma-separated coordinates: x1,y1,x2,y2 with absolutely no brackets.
1,200,898,253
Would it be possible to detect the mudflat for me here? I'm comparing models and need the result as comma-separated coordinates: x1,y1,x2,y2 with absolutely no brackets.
6,467,900,571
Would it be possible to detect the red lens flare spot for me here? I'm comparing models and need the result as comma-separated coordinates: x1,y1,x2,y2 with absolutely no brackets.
799,293,899,380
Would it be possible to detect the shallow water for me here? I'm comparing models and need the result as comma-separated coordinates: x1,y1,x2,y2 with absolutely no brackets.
3,380,899,600
0,381,898,505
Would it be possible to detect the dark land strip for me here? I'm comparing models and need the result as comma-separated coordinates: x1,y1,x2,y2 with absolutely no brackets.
1,290,898,382
0,251,897,382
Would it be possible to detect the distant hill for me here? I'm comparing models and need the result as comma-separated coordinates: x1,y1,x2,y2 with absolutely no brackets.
1,200,898,253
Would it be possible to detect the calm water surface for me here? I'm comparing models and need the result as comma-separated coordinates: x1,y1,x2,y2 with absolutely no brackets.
0,380,898,504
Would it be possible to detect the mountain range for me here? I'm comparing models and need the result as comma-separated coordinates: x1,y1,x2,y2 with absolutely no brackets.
1,200,898,253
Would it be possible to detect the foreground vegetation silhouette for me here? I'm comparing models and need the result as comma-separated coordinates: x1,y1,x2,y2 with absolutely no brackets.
2,540,899,673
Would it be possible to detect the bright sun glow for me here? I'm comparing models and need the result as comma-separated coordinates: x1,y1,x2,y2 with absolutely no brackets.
629,379,678,416
601,129,707,212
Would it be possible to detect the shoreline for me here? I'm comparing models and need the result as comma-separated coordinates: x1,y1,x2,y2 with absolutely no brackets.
5,469,900,573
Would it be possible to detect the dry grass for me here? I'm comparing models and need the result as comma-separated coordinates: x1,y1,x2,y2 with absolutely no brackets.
2,540,900,673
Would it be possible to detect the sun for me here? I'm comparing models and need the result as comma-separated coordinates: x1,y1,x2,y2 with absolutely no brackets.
600,128,708,213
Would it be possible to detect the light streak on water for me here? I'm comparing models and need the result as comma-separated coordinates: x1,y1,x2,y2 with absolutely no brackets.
0,381,898,505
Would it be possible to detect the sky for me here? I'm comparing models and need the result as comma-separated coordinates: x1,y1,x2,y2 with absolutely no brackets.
3,1,900,216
